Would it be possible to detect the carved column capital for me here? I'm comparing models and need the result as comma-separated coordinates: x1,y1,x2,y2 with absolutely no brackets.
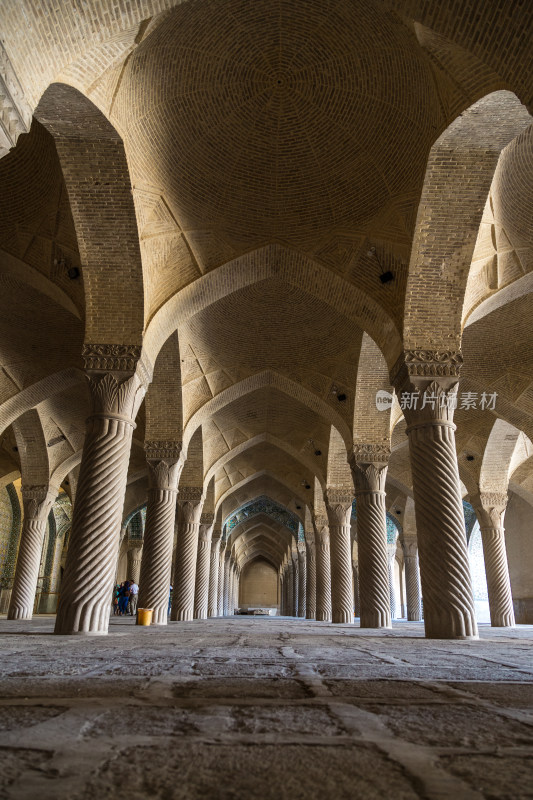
402,537,418,559
146,445,184,492
324,490,353,527
391,349,463,390
390,350,463,429
472,491,508,529
178,486,205,524
21,485,56,521
350,461,388,494
350,443,391,466
198,521,214,543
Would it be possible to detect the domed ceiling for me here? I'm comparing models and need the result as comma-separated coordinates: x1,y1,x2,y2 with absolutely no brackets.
115,0,443,258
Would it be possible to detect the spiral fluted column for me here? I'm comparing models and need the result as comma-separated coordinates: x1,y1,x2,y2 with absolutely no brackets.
353,563,360,617
314,521,332,621
305,539,316,619
194,515,214,619
8,486,56,620
473,493,515,628
138,446,183,625
55,352,149,635
403,539,422,621
325,493,354,624
392,351,477,639
222,553,231,615
297,544,306,618
388,542,398,620
350,446,391,629
292,558,299,617
228,561,235,615
171,487,205,621
217,543,226,616
127,545,143,584
208,537,221,617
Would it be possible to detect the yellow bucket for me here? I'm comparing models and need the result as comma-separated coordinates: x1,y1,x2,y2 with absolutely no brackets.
137,608,153,626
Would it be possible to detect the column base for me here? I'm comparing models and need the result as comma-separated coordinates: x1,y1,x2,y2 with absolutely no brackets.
360,611,391,629
316,611,332,622
6,610,32,620
332,611,354,624
171,608,194,621
425,632,479,641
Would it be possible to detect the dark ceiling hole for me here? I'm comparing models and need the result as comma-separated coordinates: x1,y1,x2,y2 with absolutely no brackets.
337,393,347,402
314,449,322,456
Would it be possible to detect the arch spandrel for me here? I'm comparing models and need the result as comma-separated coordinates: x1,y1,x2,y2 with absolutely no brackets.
404,91,532,352
35,83,145,348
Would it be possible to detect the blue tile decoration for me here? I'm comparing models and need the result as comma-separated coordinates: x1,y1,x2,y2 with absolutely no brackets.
223,495,302,541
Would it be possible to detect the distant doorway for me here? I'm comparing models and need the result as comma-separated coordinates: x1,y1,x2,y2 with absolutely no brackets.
239,558,278,612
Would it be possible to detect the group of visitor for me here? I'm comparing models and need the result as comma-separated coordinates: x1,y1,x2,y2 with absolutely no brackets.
112,580,139,616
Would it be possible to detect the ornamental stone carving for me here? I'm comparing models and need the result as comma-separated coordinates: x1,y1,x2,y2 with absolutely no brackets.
82,343,143,373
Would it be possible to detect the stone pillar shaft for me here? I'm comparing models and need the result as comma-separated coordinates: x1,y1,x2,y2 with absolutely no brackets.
325,494,354,624
127,545,143,585
350,448,391,629
298,546,307,618
393,352,477,639
222,555,231,616
353,563,360,617
403,540,422,621
138,447,182,625
8,486,56,620
208,538,221,617
306,541,316,619
315,523,332,621
194,516,214,619
171,487,205,621
475,493,515,628
388,543,397,620
217,546,226,616
55,357,148,635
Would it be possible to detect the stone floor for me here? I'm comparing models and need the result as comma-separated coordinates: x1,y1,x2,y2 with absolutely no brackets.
0,617,532,799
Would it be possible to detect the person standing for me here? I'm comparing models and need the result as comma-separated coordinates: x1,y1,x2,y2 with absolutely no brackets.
129,579,139,616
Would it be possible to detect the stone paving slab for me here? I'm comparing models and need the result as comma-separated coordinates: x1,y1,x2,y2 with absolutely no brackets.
0,616,532,799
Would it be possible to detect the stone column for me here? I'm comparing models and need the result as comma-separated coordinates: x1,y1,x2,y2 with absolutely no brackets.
8,486,56,620
325,492,354,624
208,536,221,617
55,347,149,635
217,543,226,616
222,552,231,616
234,565,240,610
314,519,332,621
305,539,316,619
286,561,295,616
474,492,515,628
403,538,422,621
387,542,397,620
171,487,205,621
138,444,182,625
297,544,306,618
292,557,299,618
392,351,477,639
194,514,214,619
353,563,360,617
349,446,391,628
127,544,143,584
228,561,235,615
